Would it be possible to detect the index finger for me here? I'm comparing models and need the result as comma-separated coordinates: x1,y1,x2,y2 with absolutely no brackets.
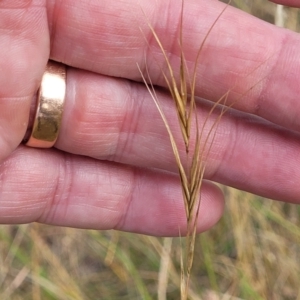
269,0,300,7
47,0,300,132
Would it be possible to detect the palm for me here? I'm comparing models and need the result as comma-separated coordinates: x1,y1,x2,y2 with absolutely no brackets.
0,0,299,235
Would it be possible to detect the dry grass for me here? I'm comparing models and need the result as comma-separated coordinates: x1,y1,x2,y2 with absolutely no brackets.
138,1,233,298
0,1,300,299
1,192,299,299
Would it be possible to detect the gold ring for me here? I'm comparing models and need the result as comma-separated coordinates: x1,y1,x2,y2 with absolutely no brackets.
25,60,66,148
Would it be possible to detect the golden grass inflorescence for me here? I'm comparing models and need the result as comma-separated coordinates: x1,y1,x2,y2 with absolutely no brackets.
138,1,240,298
139,0,299,298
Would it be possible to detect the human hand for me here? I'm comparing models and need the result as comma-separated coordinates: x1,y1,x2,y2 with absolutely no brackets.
270,0,300,7
1,0,300,236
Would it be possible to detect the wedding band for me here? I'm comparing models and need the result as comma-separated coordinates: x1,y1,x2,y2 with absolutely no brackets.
25,61,66,148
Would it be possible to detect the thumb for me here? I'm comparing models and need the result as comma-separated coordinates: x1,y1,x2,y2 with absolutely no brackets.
0,0,49,161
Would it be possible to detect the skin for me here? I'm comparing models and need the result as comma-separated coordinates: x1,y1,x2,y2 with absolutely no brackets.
0,0,300,236
270,0,300,7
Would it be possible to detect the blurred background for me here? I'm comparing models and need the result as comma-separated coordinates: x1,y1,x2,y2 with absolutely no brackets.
1,1,300,299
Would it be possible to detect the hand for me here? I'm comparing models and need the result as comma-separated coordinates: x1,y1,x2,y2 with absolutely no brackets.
270,0,300,7
1,0,300,236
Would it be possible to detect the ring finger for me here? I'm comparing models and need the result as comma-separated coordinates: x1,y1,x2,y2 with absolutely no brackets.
52,67,300,204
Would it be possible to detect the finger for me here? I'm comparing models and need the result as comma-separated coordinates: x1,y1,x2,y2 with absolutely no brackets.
56,68,300,204
269,0,300,7
0,146,224,236
47,0,300,132
0,0,49,161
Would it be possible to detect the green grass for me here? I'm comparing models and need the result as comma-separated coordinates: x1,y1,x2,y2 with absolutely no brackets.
1,1,300,299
